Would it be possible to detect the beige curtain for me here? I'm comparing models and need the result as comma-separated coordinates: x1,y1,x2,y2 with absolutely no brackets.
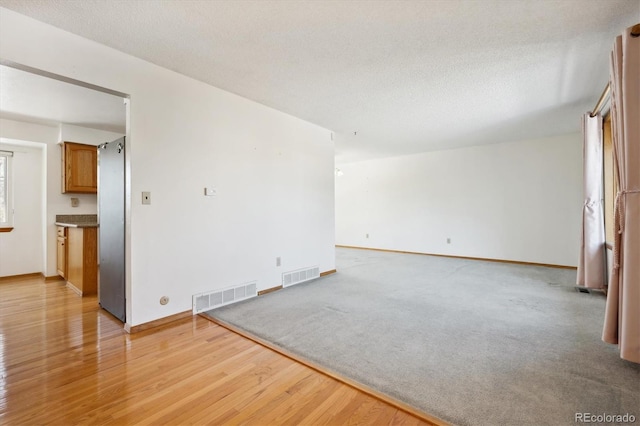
577,113,605,289
602,26,640,364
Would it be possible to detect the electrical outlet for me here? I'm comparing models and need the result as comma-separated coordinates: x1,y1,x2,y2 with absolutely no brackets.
142,192,151,205
276,257,281,267
366,233,369,239
71,197,79,207
447,237,451,244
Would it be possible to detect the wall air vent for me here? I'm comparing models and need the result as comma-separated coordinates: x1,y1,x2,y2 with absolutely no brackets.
192,281,257,314
282,266,320,288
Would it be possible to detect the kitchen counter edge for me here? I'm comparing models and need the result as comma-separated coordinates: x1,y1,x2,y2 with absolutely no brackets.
55,222,99,228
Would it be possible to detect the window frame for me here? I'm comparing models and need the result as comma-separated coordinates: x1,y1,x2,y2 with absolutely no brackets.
0,152,14,231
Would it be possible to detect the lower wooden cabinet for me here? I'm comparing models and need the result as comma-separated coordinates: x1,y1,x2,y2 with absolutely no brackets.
56,227,67,279
56,226,98,296
66,227,98,296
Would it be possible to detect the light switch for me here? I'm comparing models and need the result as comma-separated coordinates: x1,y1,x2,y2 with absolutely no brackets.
204,187,217,197
142,192,151,205
71,197,79,207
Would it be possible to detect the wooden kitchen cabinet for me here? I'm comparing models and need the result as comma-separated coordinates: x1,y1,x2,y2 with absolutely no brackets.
56,226,67,279
66,227,98,296
61,142,97,193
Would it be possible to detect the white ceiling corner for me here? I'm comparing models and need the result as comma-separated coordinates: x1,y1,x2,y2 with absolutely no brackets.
0,0,638,162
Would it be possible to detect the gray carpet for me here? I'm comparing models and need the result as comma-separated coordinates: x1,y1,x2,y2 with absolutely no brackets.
204,248,640,426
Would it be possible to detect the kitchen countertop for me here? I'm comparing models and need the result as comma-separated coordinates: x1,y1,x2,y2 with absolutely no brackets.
55,214,99,228
55,221,99,228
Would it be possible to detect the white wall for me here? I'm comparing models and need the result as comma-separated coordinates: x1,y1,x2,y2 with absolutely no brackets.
336,133,582,266
60,123,124,146
0,118,58,144
0,119,57,277
0,141,44,277
0,8,336,326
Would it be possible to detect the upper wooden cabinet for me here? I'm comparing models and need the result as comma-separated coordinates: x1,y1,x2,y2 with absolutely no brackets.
61,142,97,193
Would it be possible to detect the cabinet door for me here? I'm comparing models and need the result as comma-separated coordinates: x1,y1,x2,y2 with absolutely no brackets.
63,142,97,193
57,237,67,279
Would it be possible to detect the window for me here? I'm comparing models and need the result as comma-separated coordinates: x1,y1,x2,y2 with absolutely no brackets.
0,152,13,230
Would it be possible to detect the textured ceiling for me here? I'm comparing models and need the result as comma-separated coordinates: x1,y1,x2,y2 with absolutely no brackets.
0,65,126,133
0,0,638,162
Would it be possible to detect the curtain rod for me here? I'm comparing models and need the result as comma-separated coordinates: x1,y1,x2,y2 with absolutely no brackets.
590,82,610,117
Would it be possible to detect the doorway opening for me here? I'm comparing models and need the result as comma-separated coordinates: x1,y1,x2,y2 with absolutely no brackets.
0,60,130,323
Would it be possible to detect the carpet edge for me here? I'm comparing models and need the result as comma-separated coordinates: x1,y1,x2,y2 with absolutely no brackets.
199,312,450,426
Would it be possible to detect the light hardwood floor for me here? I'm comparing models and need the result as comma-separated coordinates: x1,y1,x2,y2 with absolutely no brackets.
0,276,434,425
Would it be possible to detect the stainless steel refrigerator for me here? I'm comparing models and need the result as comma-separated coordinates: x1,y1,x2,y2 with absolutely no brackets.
98,137,125,322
